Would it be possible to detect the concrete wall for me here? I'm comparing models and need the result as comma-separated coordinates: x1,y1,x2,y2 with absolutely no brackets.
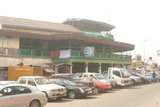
0,57,52,66
0,36,19,49
22,57,52,65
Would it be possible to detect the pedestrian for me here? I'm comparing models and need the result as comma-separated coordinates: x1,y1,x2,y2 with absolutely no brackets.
152,71,156,82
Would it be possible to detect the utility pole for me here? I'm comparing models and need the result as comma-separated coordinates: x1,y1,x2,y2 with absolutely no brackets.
144,40,147,70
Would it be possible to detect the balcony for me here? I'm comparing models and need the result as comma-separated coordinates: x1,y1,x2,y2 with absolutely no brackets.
19,49,131,62
84,31,114,40
19,49,50,58
71,50,131,61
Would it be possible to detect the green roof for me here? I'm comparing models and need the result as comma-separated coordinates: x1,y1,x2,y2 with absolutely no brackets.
63,18,115,32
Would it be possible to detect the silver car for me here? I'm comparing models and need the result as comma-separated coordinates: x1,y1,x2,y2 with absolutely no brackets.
0,84,47,107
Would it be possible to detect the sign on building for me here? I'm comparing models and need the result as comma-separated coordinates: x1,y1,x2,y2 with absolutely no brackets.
83,47,94,57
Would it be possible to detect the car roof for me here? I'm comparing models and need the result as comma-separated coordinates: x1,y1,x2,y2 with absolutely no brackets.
0,81,18,85
19,76,46,78
83,73,99,75
0,84,30,89
52,73,75,76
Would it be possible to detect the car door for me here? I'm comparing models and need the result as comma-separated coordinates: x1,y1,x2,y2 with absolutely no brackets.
13,86,32,107
0,86,15,107
27,78,37,90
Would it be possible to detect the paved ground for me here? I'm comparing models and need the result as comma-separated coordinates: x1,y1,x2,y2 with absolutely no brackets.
45,82,160,107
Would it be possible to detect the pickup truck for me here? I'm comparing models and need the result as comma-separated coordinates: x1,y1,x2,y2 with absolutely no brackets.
18,76,67,100
102,67,130,87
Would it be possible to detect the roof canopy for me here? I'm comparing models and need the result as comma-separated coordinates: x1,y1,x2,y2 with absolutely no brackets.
0,16,82,34
0,29,134,52
63,18,115,32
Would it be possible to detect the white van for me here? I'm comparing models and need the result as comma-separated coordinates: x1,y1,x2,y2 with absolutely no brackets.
103,67,130,87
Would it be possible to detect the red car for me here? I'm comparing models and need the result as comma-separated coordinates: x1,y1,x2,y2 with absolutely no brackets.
81,77,112,92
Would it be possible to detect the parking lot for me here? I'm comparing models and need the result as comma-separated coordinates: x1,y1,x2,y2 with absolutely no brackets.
46,82,160,107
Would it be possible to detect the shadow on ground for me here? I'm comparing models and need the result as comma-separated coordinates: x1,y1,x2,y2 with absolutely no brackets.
48,98,74,103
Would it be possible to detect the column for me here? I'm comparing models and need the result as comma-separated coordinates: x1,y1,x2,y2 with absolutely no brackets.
70,64,73,74
55,66,58,74
99,63,102,73
85,63,88,73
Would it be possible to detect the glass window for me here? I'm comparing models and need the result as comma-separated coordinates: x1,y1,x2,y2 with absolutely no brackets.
83,74,88,77
1,87,14,96
28,78,36,86
14,86,31,94
34,78,50,85
19,78,27,84
113,70,121,77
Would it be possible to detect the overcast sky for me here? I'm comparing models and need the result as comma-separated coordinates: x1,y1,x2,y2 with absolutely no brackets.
0,0,160,60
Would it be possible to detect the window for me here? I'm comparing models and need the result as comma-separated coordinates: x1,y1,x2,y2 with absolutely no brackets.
14,86,31,94
113,70,121,77
83,74,88,77
28,78,36,86
1,87,14,96
19,78,27,84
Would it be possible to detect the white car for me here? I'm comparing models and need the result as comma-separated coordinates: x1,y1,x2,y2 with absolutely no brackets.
0,81,18,85
18,76,67,100
128,73,141,85
0,84,47,107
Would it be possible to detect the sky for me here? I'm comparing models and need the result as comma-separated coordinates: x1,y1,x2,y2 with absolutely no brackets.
0,0,160,60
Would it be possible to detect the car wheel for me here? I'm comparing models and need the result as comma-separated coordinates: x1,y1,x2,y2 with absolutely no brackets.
29,100,41,107
131,80,136,85
93,87,99,94
68,90,76,99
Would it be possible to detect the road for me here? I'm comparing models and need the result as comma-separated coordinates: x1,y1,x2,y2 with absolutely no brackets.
46,82,160,107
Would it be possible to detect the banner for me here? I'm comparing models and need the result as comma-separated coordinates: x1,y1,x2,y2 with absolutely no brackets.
83,47,94,57
59,49,70,58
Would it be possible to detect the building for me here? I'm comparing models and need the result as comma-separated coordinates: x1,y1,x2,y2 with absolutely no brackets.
0,16,134,80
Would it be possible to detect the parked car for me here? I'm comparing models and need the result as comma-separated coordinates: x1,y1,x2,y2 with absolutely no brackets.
145,72,159,82
130,72,151,84
155,71,160,81
81,77,112,92
128,72,141,85
0,84,47,107
81,73,117,87
0,81,19,85
49,79,92,99
50,74,96,94
18,76,67,100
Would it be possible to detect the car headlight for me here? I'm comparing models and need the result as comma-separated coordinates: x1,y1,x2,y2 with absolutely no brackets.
78,88,85,93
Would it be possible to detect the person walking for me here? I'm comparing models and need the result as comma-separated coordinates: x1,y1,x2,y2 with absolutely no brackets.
152,71,156,82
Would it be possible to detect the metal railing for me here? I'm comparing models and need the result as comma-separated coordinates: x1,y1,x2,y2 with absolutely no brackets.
19,49,131,61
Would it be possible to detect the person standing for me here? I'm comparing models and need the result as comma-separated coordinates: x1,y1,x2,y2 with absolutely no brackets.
152,71,156,82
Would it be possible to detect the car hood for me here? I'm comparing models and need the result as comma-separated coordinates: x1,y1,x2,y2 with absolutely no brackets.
130,76,140,79
98,79,109,83
66,85,89,89
94,82,110,86
36,83,65,91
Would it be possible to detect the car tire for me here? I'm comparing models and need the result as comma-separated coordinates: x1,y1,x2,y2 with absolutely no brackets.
93,87,99,94
29,100,41,107
68,90,76,99
131,80,136,85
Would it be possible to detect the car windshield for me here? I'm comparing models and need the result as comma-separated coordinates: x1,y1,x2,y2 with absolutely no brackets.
92,78,99,82
121,70,130,78
70,75,80,80
95,74,105,79
35,78,51,85
64,80,77,86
